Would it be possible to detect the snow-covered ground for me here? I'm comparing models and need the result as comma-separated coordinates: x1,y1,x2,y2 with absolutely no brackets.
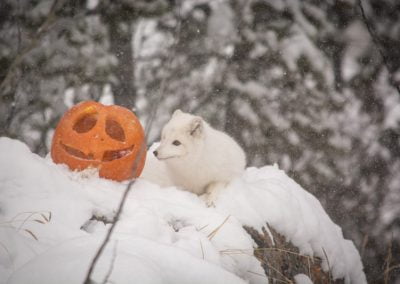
0,137,366,284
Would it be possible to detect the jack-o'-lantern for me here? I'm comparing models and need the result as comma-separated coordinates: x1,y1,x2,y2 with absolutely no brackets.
51,101,146,181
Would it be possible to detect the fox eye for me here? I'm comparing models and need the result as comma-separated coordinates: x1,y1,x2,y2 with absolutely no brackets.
172,140,181,146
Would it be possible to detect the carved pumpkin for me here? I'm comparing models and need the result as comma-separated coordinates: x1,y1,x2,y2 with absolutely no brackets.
51,101,146,181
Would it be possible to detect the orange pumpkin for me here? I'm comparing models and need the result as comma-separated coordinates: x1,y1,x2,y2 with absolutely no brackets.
51,101,146,181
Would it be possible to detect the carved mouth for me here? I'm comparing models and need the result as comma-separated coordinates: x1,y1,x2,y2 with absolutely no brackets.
62,143,94,160
61,143,134,161
102,145,134,162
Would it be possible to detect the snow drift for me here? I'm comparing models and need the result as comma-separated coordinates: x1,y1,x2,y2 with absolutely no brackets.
0,137,366,283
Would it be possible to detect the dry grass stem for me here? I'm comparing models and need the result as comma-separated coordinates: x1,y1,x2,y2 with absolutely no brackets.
207,215,230,240
383,238,393,284
360,234,368,258
248,270,292,284
221,247,317,263
322,247,332,284
259,258,293,284
0,211,51,243
247,270,267,278
222,248,293,283
24,229,38,241
196,224,209,232
199,240,205,260
17,212,49,231
0,240,15,271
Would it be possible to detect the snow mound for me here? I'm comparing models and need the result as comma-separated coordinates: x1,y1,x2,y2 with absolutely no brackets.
0,137,366,284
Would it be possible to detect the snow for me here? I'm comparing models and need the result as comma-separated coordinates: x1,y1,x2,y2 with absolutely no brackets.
0,137,366,284
280,24,334,85
342,21,370,82
294,273,313,284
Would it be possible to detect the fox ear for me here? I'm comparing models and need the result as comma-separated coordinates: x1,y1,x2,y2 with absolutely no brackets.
173,109,183,117
189,117,203,137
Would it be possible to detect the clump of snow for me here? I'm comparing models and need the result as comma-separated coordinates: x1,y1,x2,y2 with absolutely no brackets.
0,137,366,284
342,21,370,82
280,24,334,85
215,166,366,283
294,273,313,284
0,138,262,284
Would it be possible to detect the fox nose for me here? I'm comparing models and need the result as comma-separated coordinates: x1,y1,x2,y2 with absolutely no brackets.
153,150,158,157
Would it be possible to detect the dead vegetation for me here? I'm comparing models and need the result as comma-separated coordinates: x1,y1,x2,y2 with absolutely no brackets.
244,225,344,284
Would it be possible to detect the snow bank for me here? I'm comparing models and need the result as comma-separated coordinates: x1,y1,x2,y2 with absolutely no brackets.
0,137,366,284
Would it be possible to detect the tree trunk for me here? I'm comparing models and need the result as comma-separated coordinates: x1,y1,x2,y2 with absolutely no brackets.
108,20,136,109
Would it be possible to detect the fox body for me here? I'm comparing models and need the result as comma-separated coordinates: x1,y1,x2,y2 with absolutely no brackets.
151,110,246,196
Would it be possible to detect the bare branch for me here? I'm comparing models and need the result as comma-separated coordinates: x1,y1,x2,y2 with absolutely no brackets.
101,240,118,284
0,0,66,95
358,0,400,96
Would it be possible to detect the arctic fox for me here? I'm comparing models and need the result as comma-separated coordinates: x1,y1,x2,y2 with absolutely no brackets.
151,110,246,197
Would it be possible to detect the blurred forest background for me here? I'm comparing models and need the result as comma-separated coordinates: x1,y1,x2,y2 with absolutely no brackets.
0,0,399,282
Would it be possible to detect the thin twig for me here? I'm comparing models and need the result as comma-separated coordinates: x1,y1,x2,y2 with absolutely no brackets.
16,212,49,231
383,236,392,284
322,247,332,284
227,249,292,283
388,264,400,274
0,240,15,271
199,240,205,260
196,223,209,232
221,247,317,262
247,270,267,279
101,240,118,284
358,0,400,95
248,270,292,284
258,257,293,284
7,211,51,224
207,215,230,240
24,229,38,241
360,233,368,258
0,218,48,226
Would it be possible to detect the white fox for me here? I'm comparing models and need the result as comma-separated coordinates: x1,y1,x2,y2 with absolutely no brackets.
144,110,246,199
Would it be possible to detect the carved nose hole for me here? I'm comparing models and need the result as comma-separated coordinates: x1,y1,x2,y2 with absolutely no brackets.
73,112,98,133
105,118,125,142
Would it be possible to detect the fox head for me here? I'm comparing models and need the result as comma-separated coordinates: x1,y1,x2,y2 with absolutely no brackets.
153,110,204,160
